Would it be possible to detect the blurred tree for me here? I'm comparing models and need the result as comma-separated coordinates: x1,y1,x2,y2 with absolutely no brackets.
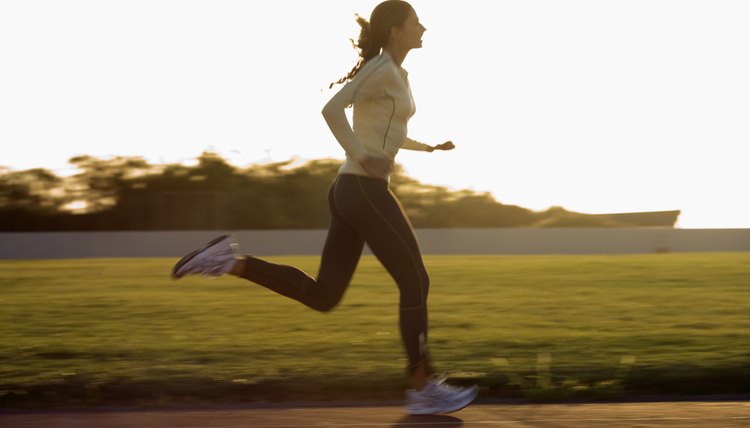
67,155,155,213
0,168,68,230
0,168,65,212
0,153,680,231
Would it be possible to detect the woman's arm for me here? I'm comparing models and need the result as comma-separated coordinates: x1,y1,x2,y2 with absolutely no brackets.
321,57,393,164
402,138,456,152
402,137,433,151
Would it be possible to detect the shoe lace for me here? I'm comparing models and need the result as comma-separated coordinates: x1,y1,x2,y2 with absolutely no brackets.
436,381,467,394
427,375,470,397
199,253,233,276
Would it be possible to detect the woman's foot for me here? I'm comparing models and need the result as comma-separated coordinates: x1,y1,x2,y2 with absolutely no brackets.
171,235,241,279
405,375,478,415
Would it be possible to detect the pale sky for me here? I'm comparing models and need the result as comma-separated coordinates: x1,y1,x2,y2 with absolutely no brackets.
1,0,748,228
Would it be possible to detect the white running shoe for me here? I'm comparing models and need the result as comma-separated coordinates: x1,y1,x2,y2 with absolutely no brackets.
406,376,479,415
171,235,241,279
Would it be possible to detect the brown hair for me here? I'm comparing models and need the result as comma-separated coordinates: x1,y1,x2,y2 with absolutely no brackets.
329,0,414,89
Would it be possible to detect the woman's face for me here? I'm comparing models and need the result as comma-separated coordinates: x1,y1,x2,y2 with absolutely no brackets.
394,9,426,50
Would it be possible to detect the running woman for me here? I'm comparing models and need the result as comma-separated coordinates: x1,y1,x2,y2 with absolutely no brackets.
171,0,478,415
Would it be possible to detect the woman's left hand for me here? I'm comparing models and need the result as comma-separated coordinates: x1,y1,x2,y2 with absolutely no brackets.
430,141,455,152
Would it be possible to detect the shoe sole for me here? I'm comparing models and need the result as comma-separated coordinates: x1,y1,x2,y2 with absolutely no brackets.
171,234,230,279
407,388,478,416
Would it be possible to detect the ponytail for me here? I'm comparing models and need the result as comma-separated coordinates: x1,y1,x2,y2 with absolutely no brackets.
328,15,382,89
329,1,414,89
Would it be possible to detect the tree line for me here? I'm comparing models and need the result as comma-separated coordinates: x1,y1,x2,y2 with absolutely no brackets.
0,152,679,231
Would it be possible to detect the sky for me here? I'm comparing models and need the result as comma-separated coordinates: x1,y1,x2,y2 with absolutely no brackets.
1,0,748,228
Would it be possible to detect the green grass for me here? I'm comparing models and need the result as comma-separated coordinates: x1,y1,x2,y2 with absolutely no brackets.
1,253,749,407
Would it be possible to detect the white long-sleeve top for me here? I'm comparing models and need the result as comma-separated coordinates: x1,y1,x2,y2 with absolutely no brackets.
322,50,431,180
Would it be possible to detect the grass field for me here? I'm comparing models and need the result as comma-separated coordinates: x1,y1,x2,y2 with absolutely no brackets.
1,253,749,408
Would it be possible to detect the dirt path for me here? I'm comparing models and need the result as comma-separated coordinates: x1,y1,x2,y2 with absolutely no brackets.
1,401,749,427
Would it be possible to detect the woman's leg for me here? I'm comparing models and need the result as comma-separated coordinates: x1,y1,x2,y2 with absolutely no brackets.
333,174,432,386
232,177,365,312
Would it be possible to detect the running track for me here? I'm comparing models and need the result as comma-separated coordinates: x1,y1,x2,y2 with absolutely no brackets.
2,401,749,427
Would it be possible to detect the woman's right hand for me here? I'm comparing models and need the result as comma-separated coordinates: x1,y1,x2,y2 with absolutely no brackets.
359,155,394,179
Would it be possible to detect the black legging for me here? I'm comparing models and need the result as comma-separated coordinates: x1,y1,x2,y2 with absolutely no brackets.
240,173,431,374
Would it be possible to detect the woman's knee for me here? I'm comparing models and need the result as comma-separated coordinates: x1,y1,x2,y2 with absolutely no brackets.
310,293,344,313
396,267,430,307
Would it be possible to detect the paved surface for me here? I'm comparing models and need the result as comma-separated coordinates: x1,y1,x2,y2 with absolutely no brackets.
1,401,749,427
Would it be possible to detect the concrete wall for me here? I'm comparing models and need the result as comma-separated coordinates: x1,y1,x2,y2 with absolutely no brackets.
1,228,749,259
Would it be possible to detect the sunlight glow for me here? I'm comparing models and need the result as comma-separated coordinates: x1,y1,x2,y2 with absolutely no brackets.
62,200,88,213
0,0,748,228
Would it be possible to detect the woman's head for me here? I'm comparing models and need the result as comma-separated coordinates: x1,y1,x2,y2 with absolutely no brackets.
359,0,422,61
330,0,425,88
